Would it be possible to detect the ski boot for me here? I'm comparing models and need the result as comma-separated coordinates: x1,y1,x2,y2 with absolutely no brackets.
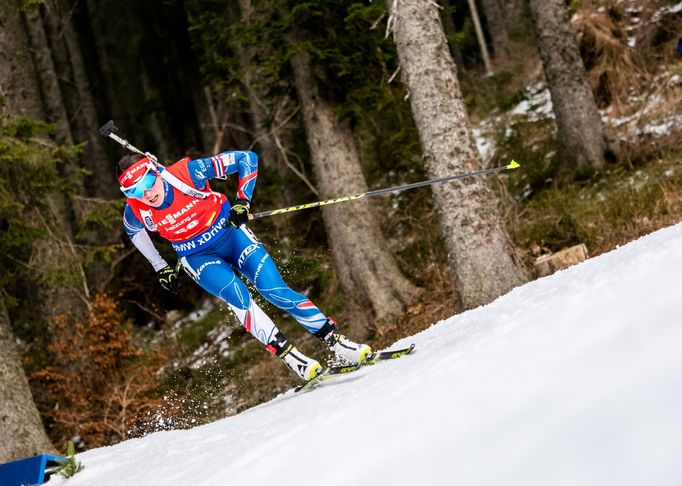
269,332,322,381
314,318,372,364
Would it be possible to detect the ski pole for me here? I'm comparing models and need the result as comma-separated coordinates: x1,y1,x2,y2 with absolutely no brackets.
99,120,158,162
248,160,520,220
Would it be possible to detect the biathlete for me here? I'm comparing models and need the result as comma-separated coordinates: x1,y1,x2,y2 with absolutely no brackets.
118,150,371,381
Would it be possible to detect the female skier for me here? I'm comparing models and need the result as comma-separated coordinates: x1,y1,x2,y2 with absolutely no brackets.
118,150,371,381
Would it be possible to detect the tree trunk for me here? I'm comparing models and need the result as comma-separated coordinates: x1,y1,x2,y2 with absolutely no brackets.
58,0,118,198
0,3,43,119
386,0,529,310
479,0,510,57
502,0,526,31
21,5,73,142
290,50,419,338
528,0,611,171
139,66,171,159
84,0,126,129
0,295,57,461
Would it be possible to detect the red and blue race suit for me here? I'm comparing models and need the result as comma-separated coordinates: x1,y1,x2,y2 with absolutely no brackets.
123,151,328,349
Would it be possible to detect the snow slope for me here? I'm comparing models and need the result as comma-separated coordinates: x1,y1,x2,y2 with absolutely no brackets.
48,223,682,486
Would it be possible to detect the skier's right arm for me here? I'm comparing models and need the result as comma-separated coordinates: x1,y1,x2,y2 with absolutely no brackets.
123,204,168,272
124,206,181,294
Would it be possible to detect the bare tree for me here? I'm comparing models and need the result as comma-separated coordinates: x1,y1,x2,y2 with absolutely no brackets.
290,50,420,338
386,0,529,310
467,0,493,74
528,0,615,170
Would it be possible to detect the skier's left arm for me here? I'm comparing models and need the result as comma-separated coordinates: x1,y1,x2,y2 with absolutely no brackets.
187,151,259,203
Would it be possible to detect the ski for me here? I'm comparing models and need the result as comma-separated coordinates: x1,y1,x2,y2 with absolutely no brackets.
365,343,416,364
294,362,362,393
293,344,416,393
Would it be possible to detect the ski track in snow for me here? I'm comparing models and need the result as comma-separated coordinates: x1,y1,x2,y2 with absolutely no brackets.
47,223,682,486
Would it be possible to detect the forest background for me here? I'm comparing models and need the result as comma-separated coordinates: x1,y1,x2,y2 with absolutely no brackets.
0,0,680,460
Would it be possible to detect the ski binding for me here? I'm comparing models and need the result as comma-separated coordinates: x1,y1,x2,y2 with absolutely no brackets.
294,343,415,393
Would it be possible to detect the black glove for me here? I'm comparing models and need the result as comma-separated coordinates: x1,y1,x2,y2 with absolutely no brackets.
228,199,251,227
157,265,181,294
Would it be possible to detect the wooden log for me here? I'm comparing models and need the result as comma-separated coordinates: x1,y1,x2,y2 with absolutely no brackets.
535,244,589,277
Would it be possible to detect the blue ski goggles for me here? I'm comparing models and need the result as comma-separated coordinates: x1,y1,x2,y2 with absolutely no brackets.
120,166,157,198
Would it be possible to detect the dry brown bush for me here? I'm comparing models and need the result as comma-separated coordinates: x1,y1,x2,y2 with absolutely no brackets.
572,0,682,116
572,1,649,113
30,293,181,450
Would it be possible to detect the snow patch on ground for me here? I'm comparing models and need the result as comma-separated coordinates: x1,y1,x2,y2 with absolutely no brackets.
509,82,553,120
606,70,682,143
473,81,555,163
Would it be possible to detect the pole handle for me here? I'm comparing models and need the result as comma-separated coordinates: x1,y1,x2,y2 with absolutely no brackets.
99,119,158,162
99,120,118,137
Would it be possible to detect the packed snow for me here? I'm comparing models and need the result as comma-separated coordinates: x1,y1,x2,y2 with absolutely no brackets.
48,223,682,486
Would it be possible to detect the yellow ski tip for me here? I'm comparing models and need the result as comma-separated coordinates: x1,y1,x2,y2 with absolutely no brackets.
507,160,520,170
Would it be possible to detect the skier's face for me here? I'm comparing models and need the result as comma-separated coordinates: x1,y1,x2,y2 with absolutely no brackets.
139,175,164,207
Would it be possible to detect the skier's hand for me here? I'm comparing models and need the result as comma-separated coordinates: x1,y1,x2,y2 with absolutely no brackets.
157,265,181,294
228,199,250,227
